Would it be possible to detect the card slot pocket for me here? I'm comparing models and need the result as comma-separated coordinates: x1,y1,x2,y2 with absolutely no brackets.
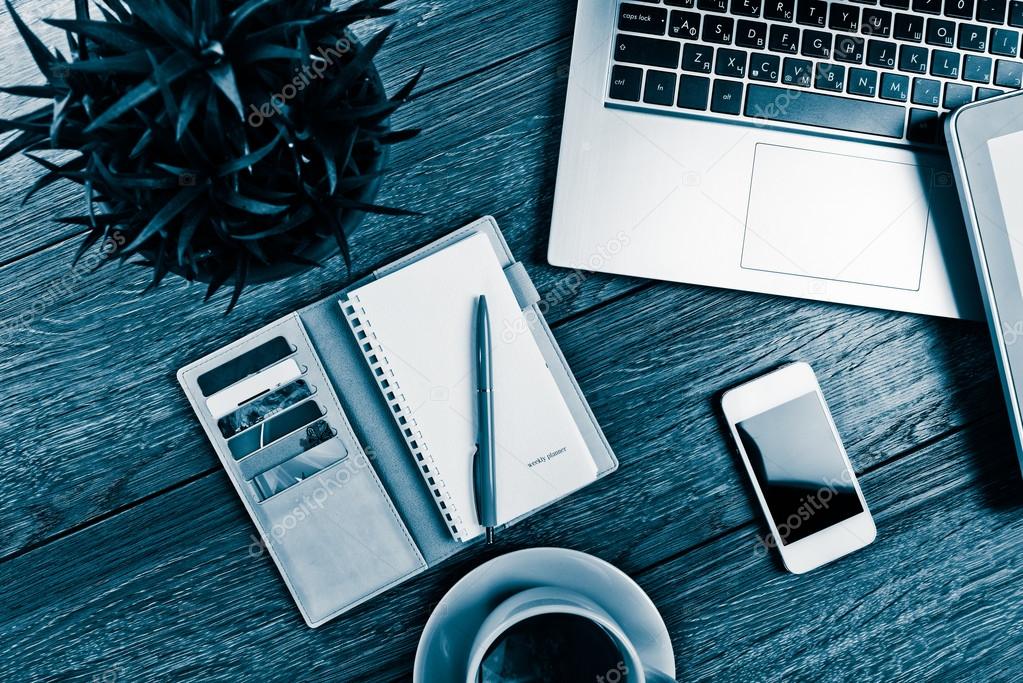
251,434,350,502
227,397,325,460
237,418,337,480
198,335,298,396
217,378,318,439
206,357,306,419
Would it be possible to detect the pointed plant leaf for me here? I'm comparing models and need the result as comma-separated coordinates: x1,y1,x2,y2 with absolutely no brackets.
224,0,279,40
208,62,245,119
221,191,288,215
0,84,60,97
225,254,248,314
5,0,55,79
176,208,204,266
63,52,153,74
215,132,280,176
176,81,205,140
72,226,105,266
233,205,313,240
84,53,194,133
204,261,232,301
123,184,204,253
43,19,149,52
120,0,192,48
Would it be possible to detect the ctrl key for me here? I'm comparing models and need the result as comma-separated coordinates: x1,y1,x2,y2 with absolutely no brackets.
609,65,643,102
711,79,744,114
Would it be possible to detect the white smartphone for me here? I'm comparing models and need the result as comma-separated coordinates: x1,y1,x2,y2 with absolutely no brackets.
721,362,876,574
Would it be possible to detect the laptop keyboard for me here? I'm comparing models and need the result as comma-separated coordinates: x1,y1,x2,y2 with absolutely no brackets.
606,0,1023,145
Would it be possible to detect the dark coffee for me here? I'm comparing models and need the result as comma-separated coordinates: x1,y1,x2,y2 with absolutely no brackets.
478,612,630,683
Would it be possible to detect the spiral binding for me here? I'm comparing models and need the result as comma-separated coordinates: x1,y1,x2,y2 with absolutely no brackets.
341,295,465,540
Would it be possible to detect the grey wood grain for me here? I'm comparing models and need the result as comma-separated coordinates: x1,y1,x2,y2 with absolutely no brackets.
0,413,1011,681
644,414,1023,682
0,0,575,262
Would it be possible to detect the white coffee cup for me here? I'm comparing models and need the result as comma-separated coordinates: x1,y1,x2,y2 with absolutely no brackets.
464,586,671,683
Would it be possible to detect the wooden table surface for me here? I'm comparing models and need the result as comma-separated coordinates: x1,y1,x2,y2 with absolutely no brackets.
1,1,1020,681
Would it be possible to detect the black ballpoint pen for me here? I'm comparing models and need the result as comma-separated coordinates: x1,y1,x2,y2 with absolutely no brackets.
472,295,497,544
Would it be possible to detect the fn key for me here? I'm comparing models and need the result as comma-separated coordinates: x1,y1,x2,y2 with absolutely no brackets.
712,79,744,114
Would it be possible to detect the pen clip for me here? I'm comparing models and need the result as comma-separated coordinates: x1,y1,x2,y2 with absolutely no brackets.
471,443,483,523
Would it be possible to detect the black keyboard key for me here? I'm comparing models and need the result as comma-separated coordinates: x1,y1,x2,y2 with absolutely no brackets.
991,28,1020,55
848,66,881,93
797,0,829,25
765,0,797,20
769,24,802,51
930,49,962,76
666,0,697,6
995,58,1023,85
815,62,847,89
716,48,749,76
862,8,894,36
644,70,677,104
907,108,940,142
669,11,702,40
711,79,744,113
912,76,942,103
1012,0,1023,25
745,83,906,136
881,71,911,99
737,19,769,47
802,29,834,56
619,3,668,35
977,0,1008,22
867,39,899,66
964,53,994,80
750,52,782,80
783,56,815,84
894,14,925,41
899,44,930,71
926,18,956,46
913,0,942,11
614,34,681,68
959,24,989,51
703,16,736,43
609,65,643,101
699,0,729,11
682,43,716,72
732,0,764,16
830,3,862,30
944,81,974,106
944,0,976,17
678,75,711,109
881,0,911,7
835,35,867,61
977,86,1004,97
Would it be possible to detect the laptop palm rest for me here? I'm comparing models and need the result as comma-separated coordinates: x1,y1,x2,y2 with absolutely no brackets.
740,143,931,292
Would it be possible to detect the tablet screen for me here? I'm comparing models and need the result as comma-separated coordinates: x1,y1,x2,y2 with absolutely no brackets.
989,130,1023,302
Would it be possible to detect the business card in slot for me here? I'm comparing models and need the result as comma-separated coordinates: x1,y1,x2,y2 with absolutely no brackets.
228,399,324,459
252,421,348,500
217,379,315,439
197,335,295,396
206,358,303,418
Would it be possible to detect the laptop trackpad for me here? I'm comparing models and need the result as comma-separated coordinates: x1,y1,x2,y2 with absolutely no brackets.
741,144,930,291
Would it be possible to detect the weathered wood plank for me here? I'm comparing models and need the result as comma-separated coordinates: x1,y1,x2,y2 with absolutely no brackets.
643,415,1023,681
0,415,1011,681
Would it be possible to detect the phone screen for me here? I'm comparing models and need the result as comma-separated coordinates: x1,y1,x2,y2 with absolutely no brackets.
736,391,863,545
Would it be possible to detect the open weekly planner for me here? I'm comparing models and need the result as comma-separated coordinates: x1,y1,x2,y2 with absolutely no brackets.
178,217,617,627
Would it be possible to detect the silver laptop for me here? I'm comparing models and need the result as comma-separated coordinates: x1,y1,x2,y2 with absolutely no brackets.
547,0,1023,319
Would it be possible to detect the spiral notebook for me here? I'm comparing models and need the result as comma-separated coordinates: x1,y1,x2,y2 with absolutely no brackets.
177,217,618,627
341,232,600,542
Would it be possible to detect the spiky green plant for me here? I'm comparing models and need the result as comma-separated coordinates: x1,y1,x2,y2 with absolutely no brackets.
0,0,421,311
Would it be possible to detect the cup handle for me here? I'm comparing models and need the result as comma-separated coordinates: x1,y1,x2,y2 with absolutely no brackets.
644,667,677,683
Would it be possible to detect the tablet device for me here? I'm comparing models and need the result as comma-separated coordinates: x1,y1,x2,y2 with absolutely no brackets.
948,90,1023,468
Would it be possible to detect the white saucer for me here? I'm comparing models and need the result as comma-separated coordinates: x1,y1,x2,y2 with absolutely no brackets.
413,547,676,682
